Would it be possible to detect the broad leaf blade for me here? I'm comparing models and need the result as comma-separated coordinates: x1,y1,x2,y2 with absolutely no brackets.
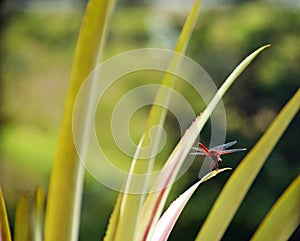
111,1,203,241
14,194,30,241
137,45,270,241
13,188,45,241
150,168,231,241
44,1,116,241
0,186,12,241
195,88,300,241
251,175,300,241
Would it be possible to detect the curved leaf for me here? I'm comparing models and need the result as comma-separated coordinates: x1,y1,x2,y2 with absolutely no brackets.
195,88,300,241
137,45,270,241
150,168,231,241
110,1,203,241
44,1,116,241
250,175,300,241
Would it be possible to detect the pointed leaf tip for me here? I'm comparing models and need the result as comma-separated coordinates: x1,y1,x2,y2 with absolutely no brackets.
150,167,231,241
259,44,271,51
201,168,232,182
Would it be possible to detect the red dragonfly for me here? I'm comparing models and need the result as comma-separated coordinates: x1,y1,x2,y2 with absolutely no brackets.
190,141,246,170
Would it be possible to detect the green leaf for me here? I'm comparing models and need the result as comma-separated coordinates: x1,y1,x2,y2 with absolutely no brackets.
109,1,203,241
137,45,270,241
14,194,30,241
0,186,12,241
13,188,45,241
44,1,116,241
150,168,231,241
195,88,300,241
251,175,300,241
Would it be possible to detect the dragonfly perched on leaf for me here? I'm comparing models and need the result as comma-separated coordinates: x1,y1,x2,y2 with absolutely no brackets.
190,141,246,170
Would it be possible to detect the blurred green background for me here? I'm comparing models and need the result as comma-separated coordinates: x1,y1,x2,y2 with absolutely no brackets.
0,0,299,240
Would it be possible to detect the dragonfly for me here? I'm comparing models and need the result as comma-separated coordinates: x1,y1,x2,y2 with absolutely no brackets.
190,140,246,170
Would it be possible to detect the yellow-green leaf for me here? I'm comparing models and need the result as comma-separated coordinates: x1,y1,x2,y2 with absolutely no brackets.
44,1,116,241
13,188,45,241
137,45,270,241
195,88,300,241
150,168,231,241
110,1,202,241
14,194,30,241
0,186,12,241
251,175,300,241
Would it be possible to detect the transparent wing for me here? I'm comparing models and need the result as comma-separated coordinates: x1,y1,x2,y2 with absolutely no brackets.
217,148,247,155
191,147,201,151
210,140,237,151
190,141,245,156
189,152,208,156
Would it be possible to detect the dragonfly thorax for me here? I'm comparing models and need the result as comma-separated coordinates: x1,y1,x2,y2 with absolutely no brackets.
209,153,222,165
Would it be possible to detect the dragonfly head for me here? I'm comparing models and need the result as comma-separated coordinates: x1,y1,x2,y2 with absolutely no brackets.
217,156,222,165
209,155,222,170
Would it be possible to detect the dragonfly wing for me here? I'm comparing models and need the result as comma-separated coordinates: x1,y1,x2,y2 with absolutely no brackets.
189,152,207,156
210,140,237,151
191,147,203,151
219,148,247,154
190,146,207,155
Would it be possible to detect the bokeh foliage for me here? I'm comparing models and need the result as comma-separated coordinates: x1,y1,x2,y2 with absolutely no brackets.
0,2,299,240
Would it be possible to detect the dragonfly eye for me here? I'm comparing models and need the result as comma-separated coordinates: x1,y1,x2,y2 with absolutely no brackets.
217,157,222,165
